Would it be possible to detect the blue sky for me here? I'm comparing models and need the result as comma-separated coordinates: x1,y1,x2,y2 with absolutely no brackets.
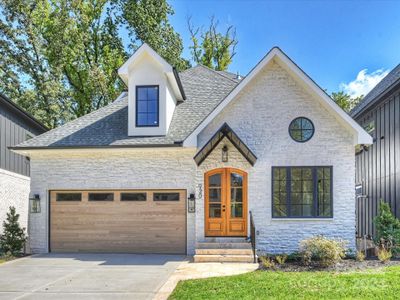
168,0,400,95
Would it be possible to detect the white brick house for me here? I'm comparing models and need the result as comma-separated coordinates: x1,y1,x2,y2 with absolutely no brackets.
12,44,372,258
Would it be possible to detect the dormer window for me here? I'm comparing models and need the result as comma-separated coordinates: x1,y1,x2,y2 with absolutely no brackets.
136,85,159,127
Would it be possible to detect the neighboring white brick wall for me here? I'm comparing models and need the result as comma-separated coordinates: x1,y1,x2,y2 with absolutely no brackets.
197,61,356,253
0,168,30,235
28,61,357,255
28,148,197,254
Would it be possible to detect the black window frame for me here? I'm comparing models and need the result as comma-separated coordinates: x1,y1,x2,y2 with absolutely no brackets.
88,192,114,201
153,192,180,201
135,85,159,128
56,192,82,202
272,166,333,218
288,117,315,143
120,192,147,201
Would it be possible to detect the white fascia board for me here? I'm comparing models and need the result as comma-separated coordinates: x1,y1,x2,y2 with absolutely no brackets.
183,47,372,147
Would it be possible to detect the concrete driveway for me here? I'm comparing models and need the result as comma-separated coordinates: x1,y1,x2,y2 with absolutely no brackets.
0,253,186,300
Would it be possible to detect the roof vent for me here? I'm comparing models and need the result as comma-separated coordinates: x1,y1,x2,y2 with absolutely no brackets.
236,72,242,80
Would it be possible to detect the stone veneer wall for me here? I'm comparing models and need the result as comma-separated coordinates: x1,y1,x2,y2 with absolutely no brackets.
197,61,356,253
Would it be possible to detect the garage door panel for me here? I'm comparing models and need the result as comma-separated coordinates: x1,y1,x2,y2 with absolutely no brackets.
50,190,186,254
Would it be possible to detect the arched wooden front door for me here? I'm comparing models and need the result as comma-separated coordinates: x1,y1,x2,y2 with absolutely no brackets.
205,168,247,237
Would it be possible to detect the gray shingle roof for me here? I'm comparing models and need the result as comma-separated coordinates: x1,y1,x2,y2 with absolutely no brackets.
351,64,400,117
14,65,238,148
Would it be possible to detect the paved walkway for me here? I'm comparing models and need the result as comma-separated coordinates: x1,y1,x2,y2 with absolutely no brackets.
155,261,259,300
0,253,185,300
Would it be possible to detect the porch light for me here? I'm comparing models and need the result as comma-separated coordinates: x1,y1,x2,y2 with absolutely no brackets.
222,145,228,162
188,193,196,213
29,194,41,213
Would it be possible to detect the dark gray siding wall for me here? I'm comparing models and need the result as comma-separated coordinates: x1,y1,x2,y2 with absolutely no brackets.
0,105,43,177
355,85,400,238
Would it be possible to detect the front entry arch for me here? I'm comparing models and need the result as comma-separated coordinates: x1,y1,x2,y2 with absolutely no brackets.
205,168,247,237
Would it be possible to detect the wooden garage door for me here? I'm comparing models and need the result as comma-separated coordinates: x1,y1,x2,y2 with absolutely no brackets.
50,190,186,254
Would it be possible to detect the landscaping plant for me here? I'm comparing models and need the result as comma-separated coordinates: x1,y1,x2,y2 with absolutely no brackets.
0,207,26,256
260,256,275,269
377,248,392,263
275,254,288,265
299,235,347,267
356,251,366,262
374,200,400,255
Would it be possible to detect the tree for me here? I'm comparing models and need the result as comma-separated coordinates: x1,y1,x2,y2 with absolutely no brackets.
331,91,363,113
374,201,400,254
0,0,189,128
119,0,190,71
188,16,238,71
0,207,27,256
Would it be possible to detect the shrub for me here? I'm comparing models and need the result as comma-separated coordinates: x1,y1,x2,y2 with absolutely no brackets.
356,251,366,262
377,248,392,263
0,207,26,256
374,201,400,254
299,235,347,267
260,256,275,269
275,254,287,265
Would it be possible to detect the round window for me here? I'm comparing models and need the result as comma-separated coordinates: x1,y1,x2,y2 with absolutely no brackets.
289,117,314,142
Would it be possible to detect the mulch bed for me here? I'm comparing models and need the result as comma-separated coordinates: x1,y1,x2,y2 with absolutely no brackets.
259,258,400,272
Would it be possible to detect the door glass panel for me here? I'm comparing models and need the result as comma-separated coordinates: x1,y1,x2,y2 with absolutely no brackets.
230,173,243,218
209,174,221,187
231,203,243,218
209,188,221,202
209,204,221,217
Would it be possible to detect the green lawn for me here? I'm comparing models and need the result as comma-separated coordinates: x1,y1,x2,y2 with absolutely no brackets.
169,266,400,300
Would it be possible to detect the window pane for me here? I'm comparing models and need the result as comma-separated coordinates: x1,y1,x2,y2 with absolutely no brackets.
209,204,221,217
231,203,243,218
209,174,221,187
137,113,147,125
147,100,158,113
89,193,114,201
137,101,147,113
317,167,332,217
209,188,221,202
290,168,314,217
137,88,147,100
231,173,243,187
231,188,243,203
289,117,314,142
56,193,82,201
121,193,146,201
147,87,158,100
273,167,288,217
154,193,180,201
147,113,158,125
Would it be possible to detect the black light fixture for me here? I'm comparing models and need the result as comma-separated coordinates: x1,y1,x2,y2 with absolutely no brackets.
188,193,196,213
222,145,228,162
29,194,41,213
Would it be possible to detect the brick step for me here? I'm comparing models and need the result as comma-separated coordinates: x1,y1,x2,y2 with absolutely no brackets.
194,254,255,263
195,248,253,255
196,242,252,249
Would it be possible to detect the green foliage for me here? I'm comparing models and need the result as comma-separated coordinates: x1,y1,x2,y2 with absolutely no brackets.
0,0,190,128
119,0,189,71
299,235,346,267
188,16,238,71
0,207,27,256
169,266,400,299
331,91,363,113
374,200,400,254
378,248,392,263
260,256,275,269
275,254,287,265
356,251,366,262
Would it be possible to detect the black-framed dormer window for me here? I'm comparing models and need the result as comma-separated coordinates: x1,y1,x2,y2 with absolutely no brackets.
272,166,333,218
136,85,159,127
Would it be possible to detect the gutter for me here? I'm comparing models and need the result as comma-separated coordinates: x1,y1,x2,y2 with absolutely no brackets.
9,142,183,151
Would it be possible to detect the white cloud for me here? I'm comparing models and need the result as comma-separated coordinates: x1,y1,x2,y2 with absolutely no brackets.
339,68,390,98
